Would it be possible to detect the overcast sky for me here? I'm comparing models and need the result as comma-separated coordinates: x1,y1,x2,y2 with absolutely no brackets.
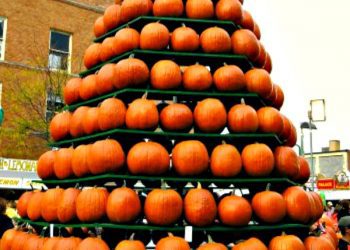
245,0,350,153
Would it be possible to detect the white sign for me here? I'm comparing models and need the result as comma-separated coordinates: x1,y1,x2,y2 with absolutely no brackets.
0,158,37,172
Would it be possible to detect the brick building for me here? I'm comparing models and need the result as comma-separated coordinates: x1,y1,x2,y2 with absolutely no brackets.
0,0,110,159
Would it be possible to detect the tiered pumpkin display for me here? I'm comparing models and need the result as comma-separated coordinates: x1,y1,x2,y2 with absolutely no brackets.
18,0,330,249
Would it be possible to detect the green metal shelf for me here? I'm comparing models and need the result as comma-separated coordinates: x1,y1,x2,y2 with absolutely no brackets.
94,16,239,43
64,88,266,112
79,49,253,77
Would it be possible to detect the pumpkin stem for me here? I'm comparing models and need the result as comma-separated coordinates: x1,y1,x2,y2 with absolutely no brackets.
161,179,167,189
129,53,135,58
266,183,271,191
281,231,286,236
221,140,226,145
74,183,79,189
240,98,246,105
197,182,202,189
142,92,148,99
168,232,174,237
40,227,47,237
129,233,135,240
207,234,214,243
223,62,228,66
181,23,186,27
173,96,178,103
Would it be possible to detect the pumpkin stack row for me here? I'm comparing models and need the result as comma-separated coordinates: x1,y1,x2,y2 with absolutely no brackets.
16,185,322,227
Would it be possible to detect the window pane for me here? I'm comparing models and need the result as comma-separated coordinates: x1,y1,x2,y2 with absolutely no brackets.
0,19,3,40
48,51,68,70
50,31,69,52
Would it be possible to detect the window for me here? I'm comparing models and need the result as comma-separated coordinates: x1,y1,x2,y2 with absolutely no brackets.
48,30,71,71
0,17,7,60
45,90,64,121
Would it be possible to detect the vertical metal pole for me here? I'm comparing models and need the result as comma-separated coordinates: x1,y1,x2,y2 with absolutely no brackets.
308,111,315,191
300,129,305,156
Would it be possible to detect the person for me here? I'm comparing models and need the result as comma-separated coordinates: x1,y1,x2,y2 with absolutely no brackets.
338,216,350,249
0,197,14,238
338,200,350,221
325,201,335,218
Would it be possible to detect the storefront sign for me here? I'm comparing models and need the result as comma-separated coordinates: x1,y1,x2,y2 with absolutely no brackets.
0,177,22,188
0,158,37,172
335,172,350,189
317,179,335,190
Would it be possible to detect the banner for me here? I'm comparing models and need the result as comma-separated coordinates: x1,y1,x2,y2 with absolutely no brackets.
0,158,37,172
317,179,335,190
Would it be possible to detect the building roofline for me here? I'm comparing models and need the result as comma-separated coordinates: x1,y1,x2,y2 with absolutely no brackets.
304,149,350,155
53,0,105,14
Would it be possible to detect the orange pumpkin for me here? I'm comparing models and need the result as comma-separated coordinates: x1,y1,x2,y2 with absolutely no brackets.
17,191,34,218
245,68,273,98
88,139,125,175
198,239,226,250
77,237,109,250
263,52,272,73
242,143,274,177
64,78,82,105
54,237,82,250
145,189,183,225
231,29,260,61
213,64,246,91
114,28,140,55
114,58,150,88
184,184,217,226
83,43,101,69
96,63,117,95
0,229,18,250
50,112,72,141
153,0,184,16
200,27,231,53
100,37,117,62
194,98,227,133
186,0,214,19
215,0,242,23
53,147,74,179
283,186,311,223
10,231,31,250
252,190,286,224
280,115,292,140
103,4,121,31
257,107,284,134
255,43,267,67
120,0,151,23
210,143,242,177
253,21,261,40
160,103,193,131
82,107,100,135
285,122,297,147
42,237,60,250
70,106,89,138
106,187,141,223
304,236,334,250
183,64,213,91
271,83,284,110
171,26,199,52
140,22,170,50
23,234,46,250
115,239,146,250
295,156,310,184
93,16,106,37
57,188,81,223
239,10,255,31
127,141,170,175
228,101,258,133
79,75,98,101
126,98,159,130
27,191,44,221
98,98,126,131
232,237,268,250
72,144,91,177
41,188,64,222
172,140,209,176
274,146,300,179
150,60,182,89
76,188,109,222
269,234,305,250
37,150,56,179
218,195,252,226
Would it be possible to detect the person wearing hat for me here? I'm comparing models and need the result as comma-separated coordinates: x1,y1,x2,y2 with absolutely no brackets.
338,216,350,249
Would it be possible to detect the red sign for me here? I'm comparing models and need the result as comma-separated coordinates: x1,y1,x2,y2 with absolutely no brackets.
317,179,335,190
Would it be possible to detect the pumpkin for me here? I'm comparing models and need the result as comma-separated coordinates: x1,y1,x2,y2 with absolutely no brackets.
79,75,98,101
213,64,246,91
150,60,182,89
269,234,305,250
57,188,81,223
120,0,151,23
184,183,217,226
194,98,227,133
263,52,272,73
94,16,106,37
64,78,82,105
88,139,125,175
140,22,170,50
271,83,284,110
228,100,258,133
257,107,284,134
172,140,209,176
255,43,267,68
183,64,213,91
200,27,231,53
17,191,34,217
274,146,300,179
153,0,184,16
197,237,226,250
215,0,242,23
103,4,121,31
280,115,291,140
100,37,117,62
232,237,268,250
42,237,60,250
245,68,273,98
115,239,146,250
96,64,117,95
210,143,242,177
107,187,141,223
0,229,17,250
171,25,199,52
282,186,311,223
127,141,170,175
114,58,150,88
310,192,324,221
23,234,46,250
82,107,100,135
231,29,260,61
98,98,127,131
10,231,30,250
114,28,140,55
218,195,252,226
76,188,109,222
160,103,193,131
72,144,91,177
253,21,261,40
27,191,44,221
70,106,89,137
125,98,159,130
50,112,72,141
252,189,286,224
242,143,274,177
304,236,335,250
145,189,183,225
54,237,82,250
285,122,297,147
323,227,338,249
186,0,214,19
239,10,254,31
83,43,101,69
53,147,74,179
37,150,56,179
41,188,64,222
295,156,310,184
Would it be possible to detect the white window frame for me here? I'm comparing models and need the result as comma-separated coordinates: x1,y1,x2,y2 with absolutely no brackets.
48,29,72,73
0,17,8,61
